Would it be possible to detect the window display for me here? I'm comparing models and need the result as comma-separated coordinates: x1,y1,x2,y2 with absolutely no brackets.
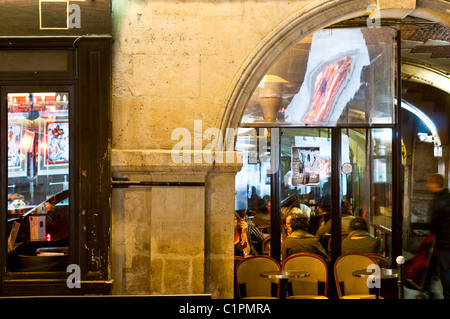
7,92,69,272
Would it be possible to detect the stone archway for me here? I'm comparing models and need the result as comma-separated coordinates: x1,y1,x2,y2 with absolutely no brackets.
402,60,450,94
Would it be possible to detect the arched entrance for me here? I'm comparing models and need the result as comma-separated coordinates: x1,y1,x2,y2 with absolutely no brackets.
228,0,450,299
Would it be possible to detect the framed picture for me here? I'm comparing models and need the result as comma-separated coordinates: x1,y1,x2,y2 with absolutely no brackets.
38,119,69,175
8,124,27,177
291,146,320,187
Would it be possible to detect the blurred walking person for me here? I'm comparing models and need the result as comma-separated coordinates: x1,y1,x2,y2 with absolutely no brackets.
427,173,450,299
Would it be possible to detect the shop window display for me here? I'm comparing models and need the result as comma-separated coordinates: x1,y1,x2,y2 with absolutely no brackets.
7,92,69,272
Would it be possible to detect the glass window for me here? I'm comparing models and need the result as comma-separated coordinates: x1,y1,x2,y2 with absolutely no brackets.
234,127,334,259
277,128,332,261
341,129,369,218
370,128,393,227
370,128,393,257
340,129,369,248
240,27,395,127
235,127,272,255
7,92,69,272
280,128,331,238
339,128,392,256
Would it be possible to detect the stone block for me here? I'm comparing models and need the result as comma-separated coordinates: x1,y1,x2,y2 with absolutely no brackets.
150,258,163,294
112,0,154,35
378,0,416,18
128,54,200,98
163,258,194,294
152,1,199,16
199,1,244,17
205,255,234,299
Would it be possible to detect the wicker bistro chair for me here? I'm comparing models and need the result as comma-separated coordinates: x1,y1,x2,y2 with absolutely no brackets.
235,255,280,299
334,253,378,299
281,253,329,299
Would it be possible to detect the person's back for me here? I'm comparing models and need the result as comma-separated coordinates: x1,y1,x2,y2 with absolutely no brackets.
284,230,329,259
282,215,329,261
341,217,381,254
342,230,381,254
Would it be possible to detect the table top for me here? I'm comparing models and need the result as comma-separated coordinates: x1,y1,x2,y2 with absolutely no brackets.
352,268,399,279
260,270,310,279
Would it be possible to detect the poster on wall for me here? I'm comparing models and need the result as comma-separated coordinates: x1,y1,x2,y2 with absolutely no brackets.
291,146,320,186
46,122,69,165
8,125,22,169
301,55,354,125
38,120,69,175
8,124,27,177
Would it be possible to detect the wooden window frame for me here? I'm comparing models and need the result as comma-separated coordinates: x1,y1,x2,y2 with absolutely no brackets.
0,37,111,296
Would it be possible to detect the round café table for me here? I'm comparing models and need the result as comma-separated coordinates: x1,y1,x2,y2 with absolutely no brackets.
352,268,399,299
260,270,310,299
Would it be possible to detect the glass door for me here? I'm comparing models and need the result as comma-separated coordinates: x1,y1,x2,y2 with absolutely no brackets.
4,88,72,274
280,128,332,247
339,128,393,261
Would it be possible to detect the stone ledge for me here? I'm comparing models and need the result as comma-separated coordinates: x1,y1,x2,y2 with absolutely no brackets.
112,149,243,178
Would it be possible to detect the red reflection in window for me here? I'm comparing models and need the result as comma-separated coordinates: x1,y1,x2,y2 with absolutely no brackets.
302,56,353,124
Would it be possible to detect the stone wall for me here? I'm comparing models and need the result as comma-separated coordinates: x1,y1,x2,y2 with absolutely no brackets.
110,149,241,298
109,0,450,298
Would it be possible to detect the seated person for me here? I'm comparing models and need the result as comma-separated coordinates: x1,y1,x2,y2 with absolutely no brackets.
341,217,382,254
281,207,310,241
234,212,253,257
281,196,312,240
244,212,267,255
315,201,355,238
281,215,329,262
